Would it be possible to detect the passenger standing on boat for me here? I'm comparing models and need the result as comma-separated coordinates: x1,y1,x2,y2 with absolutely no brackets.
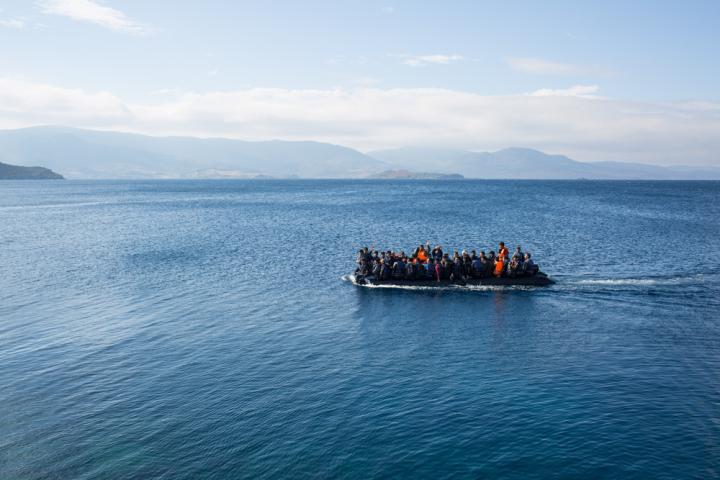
356,249,365,265
512,246,524,262
498,242,509,260
432,245,443,261
415,245,428,263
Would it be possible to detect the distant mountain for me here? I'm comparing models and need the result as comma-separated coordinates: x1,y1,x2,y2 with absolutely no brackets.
369,170,464,179
369,147,720,180
0,126,384,179
2,126,718,180
0,161,63,180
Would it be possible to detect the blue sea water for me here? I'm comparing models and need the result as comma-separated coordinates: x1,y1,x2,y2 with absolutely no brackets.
0,179,718,479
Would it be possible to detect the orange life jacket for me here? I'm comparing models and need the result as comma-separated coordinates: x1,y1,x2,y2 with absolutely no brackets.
494,259,504,277
498,246,509,259
417,250,428,262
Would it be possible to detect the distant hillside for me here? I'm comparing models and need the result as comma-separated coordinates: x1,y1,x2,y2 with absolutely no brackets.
369,169,464,179
1,126,718,180
0,126,384,179
369,147,720,180
0,161,63,180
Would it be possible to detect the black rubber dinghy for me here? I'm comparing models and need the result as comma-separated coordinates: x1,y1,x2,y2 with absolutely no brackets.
350,271,555,287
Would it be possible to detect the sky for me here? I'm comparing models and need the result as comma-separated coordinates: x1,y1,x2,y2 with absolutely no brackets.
0,0,719,165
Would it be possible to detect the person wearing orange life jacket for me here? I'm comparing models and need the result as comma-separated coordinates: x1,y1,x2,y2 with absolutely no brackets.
497,242,509,260
493,255,505,277
415,245,428,263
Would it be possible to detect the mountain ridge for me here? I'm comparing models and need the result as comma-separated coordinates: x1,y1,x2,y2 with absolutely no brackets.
1,126,718,180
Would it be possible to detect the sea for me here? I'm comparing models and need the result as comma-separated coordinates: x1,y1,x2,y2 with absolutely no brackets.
1,180,718,479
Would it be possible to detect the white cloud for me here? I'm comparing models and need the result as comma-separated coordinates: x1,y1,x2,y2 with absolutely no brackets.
507,57,612,76
352,77,382,87
530,85,600,97
37,0,149,34
0,17,26,28
0,77,132,126
1,77,719,166
381,6,395,14
394,54,464,67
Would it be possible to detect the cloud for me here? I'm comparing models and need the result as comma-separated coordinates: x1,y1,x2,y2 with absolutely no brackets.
0,17,26,28
0,77,132,126
507,57,613,76
37,0,149,34
530,85,600,97
393,54,464,67
0,77,719,166
381,6,395,14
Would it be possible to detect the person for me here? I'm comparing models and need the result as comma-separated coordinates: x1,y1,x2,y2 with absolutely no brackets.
522,252,538,275
392,257,406,278
471,255,483,277
426,258,435,279
461,250,472,277
372,259,382,277
356,260,370,276
493,255,505,277
512,246,524,262
508,257,521,278
451,256,463,281
486,251,496,276
432,245,443,261
405,259,415,279
433,258,443,282
498,242,509,260
379,259,391,280
416,245,428,263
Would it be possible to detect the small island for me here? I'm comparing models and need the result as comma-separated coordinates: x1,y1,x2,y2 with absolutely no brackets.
369,169,464,180
0,161,64,180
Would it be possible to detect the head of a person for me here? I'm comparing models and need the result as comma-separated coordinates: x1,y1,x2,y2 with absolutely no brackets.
499,242,505,247
525,253,531,259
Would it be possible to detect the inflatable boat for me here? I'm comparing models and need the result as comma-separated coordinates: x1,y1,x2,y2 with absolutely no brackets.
350,271,555,287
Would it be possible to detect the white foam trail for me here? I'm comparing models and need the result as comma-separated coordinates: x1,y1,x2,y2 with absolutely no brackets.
577,279,661,286
574,274,711,287
340,275,536,292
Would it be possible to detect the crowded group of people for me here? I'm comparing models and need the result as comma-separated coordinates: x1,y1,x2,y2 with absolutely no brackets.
355,241,539,282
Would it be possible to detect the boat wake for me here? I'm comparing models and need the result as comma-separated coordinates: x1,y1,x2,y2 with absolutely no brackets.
342,272,717,292
571,273,714,287
340,275,539,292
